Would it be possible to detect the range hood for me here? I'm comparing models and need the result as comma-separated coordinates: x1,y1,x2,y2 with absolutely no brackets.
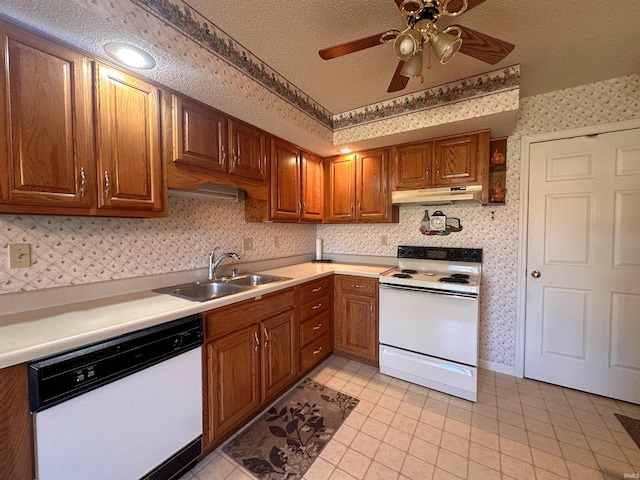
168,183,240,202
392,185,483,206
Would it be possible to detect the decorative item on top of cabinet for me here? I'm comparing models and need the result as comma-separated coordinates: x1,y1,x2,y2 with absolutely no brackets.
489,138,507,204
325,148,399,224
163,93,269,201
298,277,333,373
0,19,166,217
202,288,297,453
246,137,323,223
334,275,379,366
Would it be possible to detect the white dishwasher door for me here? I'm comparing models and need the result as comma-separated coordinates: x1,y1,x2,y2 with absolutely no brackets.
34,347,202,480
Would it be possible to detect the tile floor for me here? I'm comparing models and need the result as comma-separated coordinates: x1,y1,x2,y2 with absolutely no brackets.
181,355,640,480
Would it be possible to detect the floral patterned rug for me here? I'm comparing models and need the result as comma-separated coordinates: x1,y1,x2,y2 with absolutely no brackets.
222,378,359,479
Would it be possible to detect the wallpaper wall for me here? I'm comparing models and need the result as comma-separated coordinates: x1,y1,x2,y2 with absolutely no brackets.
319,73,640,369
1,74,638,369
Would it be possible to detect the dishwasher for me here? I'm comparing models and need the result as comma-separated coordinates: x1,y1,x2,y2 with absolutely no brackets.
28,314,203,480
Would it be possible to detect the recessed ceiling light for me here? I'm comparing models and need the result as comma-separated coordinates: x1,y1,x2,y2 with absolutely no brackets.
104,42,156,70
339,148,352,154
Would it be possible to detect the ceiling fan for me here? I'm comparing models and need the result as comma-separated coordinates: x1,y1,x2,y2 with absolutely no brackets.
318,0,515,93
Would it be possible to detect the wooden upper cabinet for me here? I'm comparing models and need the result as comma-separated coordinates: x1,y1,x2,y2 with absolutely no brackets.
357,148,389,222
392,142,432,190
0,22,94,209
300,151,324,222
269,138,323,223
173,95,227,173
270,137,301,221
326,150,394,223
228,119,267,181
433,133,479,186
326,154,356,222
94,63,163,213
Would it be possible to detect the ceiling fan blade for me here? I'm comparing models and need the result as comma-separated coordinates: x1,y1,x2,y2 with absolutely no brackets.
446,0,489,13
387,61,410,93
319,32,388,60
455,25,515,64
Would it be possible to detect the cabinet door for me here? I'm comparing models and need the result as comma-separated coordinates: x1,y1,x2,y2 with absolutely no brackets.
260,310,296,400
326,155,356,222
392,142,432,190
228,119,267,181
206,325,260,443
173,95,227,173
433,134,478,186
300,151,324,223
270,137,301,221
357,148,389,222
94,63,163,213
0,23,94,210
336,292,378,361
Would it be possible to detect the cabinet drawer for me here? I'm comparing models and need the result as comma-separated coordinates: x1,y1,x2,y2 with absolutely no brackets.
336,275,378,296
299,277,332,304
299,310,330,347
300,333,331,372
205,287,294,340
300,293,330,322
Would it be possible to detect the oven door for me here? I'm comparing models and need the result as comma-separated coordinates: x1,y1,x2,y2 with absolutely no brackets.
379,284,479,366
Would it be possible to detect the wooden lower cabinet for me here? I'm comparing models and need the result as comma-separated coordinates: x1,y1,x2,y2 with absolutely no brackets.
202,289,296,453
334,275,379,365
298,277,333,373
0,364,33,480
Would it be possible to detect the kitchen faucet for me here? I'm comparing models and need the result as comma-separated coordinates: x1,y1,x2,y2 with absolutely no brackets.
208,247,240,281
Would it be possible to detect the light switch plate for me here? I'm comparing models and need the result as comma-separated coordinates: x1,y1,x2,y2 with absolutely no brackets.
9,243,31,268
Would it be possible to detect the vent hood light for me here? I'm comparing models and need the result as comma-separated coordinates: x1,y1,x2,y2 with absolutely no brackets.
168,183,239,202
392,185,483,206
104,42,156,70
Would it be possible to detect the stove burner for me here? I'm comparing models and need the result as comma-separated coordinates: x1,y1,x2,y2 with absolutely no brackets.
439,277,469,284
392,273,413,279
401,269,418,274
451,273,470,279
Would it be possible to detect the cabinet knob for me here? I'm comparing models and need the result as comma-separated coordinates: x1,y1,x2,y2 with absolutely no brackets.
79,167,87,198
104,171,111,199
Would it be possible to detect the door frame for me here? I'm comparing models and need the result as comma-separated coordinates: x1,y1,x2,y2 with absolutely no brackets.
515,118,640,378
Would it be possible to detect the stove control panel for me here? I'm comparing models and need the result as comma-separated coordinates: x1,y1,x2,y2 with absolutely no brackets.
397,246,482,263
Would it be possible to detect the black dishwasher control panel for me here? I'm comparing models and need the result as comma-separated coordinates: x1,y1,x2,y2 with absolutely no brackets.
28,314,202,412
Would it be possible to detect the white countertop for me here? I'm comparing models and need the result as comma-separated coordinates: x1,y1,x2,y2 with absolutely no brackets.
0,262,390,369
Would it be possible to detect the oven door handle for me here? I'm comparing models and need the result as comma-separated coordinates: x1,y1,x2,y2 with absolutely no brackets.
379,283,477,300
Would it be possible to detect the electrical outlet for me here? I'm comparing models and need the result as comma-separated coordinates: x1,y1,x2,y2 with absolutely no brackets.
381,235,388,246
243,237,253,251
274,236,280,248
9,243,31,268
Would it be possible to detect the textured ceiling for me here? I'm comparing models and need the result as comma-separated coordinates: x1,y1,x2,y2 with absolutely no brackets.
1,0,639,156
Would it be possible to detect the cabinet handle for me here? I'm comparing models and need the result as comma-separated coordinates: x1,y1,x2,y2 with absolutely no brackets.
263,327,269,347
350,203,354,215
351,284,365,289
358,203,362,214
312,323,323,331
311,286,322,292
297,201,301,214
79,167,86,198
370,304,373,315
312,346,323,355
232,148,238,167
104,171,111,199
221,145,226,165
312,303,322,310
302,202,307,214
254,331,259,352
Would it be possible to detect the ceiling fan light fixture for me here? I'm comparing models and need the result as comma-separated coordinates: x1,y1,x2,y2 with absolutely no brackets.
431,26,463,64
400,51,424,78
393,29,422,61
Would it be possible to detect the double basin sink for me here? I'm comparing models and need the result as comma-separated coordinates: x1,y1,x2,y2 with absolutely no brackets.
154,274,291,302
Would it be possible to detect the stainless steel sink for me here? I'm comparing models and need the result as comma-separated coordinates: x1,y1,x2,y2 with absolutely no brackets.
227,274,286,287
154,281,244,302
153,273,291,302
